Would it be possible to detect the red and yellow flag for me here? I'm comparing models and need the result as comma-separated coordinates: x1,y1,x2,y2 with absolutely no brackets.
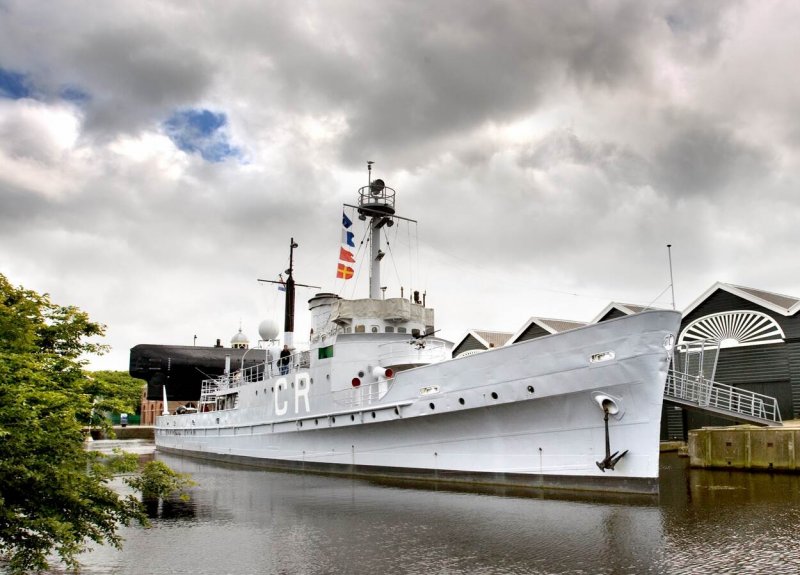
336,264,354,280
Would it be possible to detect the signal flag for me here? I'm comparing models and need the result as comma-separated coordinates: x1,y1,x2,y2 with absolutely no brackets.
336,264,354,280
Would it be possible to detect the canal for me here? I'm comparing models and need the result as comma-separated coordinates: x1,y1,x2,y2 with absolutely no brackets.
43,443,800,573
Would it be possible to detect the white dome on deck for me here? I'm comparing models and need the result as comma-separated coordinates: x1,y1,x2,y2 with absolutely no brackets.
258,319,280,342
231,328,249,349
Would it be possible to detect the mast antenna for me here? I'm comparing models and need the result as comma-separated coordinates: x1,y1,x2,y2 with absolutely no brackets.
667,244,676,310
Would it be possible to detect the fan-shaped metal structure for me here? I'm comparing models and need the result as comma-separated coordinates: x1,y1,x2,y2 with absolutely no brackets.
679,310,785,348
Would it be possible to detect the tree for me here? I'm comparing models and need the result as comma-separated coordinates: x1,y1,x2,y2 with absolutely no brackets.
88,370,147,423
0,274,191,573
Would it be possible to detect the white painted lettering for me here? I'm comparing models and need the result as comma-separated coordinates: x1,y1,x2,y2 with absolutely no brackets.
274,378,288,416
295,373,311,413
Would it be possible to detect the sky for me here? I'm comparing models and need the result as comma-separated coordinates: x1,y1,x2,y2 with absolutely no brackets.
2,0,800,371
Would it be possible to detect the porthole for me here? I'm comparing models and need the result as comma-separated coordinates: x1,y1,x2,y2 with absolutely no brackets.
255,390,258,396
315,419,319,425
299,421,303,427
458,397,465,405
429,403,435,410
491,392,498,400
332,416,336,423
394,407,400,415
350,414,355,422
527,385,535,394
371,412,376,419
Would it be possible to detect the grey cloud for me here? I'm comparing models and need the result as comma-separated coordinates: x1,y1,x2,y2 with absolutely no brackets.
662,0,740,59
0,2,215,136
520,129,652,188
70,28,215,135
653,122,773,198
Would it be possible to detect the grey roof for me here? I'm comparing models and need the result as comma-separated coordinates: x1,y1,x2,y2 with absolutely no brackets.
589,301,666,324
535,318,587,333
728,284,800,312
683,282,800,318
474,330,514,348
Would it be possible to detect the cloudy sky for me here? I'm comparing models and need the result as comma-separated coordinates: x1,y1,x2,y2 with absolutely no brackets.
2,0,799,370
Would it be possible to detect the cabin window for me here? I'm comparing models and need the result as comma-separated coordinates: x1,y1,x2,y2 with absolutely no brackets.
385,326,395,333
318,345,334,359
371,325,379,333
397,327,407,333
355,325,365,333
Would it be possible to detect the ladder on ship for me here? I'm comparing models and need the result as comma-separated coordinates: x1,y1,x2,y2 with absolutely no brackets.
664,342,782,427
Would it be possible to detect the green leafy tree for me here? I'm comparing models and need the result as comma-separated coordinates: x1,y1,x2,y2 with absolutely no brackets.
88,370,147,423
0,274,192,573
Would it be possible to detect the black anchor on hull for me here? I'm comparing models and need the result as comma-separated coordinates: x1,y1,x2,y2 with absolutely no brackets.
596,397,628,472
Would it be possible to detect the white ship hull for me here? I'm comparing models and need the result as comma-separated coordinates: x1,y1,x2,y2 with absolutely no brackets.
156,310,681,494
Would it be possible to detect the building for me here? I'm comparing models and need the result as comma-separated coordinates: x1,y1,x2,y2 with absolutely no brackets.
663,282,800,439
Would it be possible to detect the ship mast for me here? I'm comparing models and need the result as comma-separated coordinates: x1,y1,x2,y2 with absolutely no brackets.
258,238,320,348
358,162,396,299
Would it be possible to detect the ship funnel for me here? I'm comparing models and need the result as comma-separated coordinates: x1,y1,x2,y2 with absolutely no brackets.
372,366,394,379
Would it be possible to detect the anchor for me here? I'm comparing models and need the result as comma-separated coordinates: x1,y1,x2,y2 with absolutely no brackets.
595,395,628,472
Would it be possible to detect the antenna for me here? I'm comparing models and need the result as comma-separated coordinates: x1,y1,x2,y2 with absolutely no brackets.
667,244,676,310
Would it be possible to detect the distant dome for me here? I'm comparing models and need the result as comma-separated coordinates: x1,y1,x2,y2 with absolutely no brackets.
258,319,280,342
231,328,250,349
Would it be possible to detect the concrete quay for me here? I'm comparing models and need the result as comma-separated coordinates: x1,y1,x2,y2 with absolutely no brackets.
689,420,800,471
85,425,155,440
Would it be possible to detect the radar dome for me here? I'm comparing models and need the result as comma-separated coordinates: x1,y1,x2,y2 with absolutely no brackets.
258,319,280,342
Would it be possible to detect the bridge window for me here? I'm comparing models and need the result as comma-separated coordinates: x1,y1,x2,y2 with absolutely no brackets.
385,326,395,333
318,345,334,359
355,325,365,333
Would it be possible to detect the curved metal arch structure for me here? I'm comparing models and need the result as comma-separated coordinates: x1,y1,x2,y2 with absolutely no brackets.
679,310,785,349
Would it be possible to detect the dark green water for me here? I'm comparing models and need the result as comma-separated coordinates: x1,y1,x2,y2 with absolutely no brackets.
38,443,800,574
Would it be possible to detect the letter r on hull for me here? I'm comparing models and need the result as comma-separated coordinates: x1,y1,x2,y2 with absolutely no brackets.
295,373,311,413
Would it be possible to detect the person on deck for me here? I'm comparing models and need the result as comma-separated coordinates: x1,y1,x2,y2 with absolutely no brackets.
279,345,291,375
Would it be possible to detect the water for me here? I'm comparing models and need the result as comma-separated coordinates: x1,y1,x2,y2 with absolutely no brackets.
34,444,800,574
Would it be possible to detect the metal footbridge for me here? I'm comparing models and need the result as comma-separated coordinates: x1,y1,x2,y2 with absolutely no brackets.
664,342,782,427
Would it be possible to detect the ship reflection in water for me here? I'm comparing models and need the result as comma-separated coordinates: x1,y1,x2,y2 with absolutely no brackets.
77,450,800,574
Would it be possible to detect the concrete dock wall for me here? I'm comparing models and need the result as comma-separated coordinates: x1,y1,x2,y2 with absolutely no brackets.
689,425,800,471
87,425,154,440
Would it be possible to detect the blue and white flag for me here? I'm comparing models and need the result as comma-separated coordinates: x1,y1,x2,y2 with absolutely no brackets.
342,229,355,247
342,212,353,229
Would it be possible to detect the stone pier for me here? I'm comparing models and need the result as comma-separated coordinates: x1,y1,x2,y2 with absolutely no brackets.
689,421,800,471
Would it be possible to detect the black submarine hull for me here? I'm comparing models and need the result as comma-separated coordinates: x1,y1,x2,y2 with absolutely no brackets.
130,344,271,401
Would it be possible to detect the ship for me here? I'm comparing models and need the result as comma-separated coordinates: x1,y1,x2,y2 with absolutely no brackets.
155,165,681,495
